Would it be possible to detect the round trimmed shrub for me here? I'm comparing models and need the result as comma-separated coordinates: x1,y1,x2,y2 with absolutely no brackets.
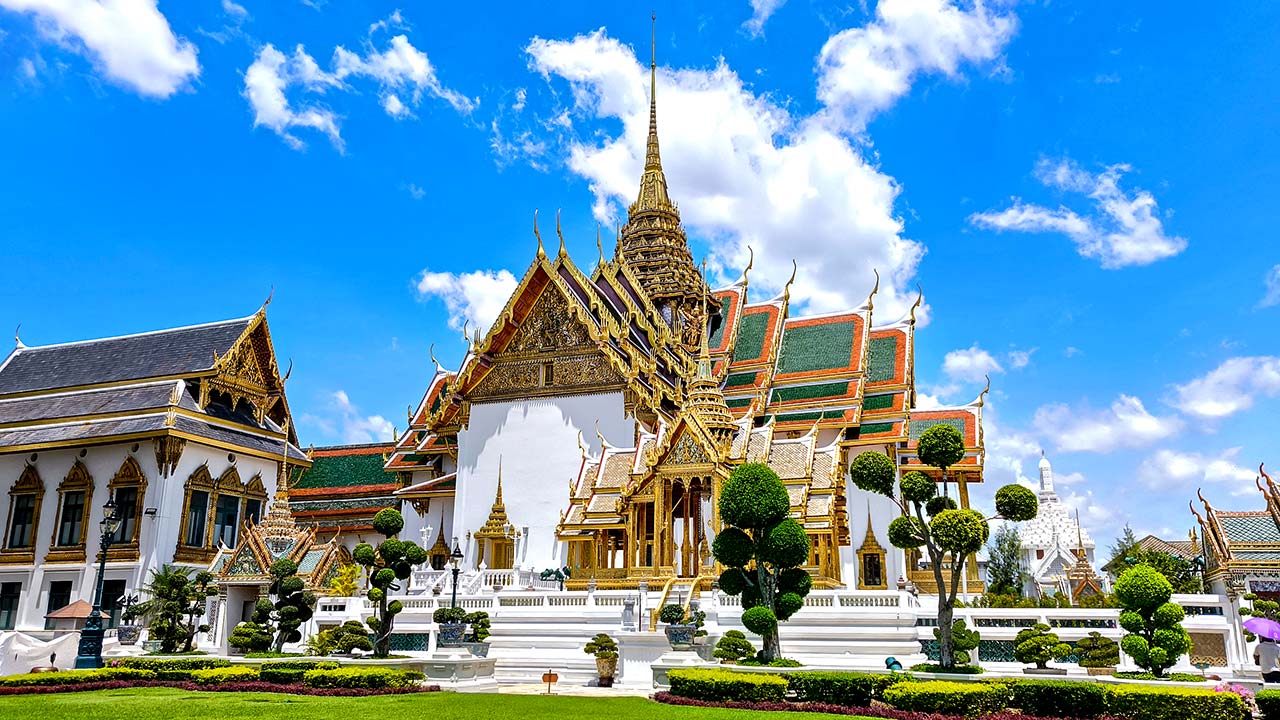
775,592,804,621
763,519,810,568
995,484,1039,521
929,509,987,555
778,568,812,597
372,508,404,537
713,630,756,662
719,463,790,529
849,451,896,496
742,606,778,636
1115,564,1173,610
899,470,937,503
352,543,376,565
926,495,958,516
712,528,755,568
916,424,966,470
1119,610,1145,633
888,515,926,549
1153,601,1185,626
718,568,747,596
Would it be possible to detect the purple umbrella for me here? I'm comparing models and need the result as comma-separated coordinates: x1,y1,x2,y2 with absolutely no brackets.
1244,617,1280,641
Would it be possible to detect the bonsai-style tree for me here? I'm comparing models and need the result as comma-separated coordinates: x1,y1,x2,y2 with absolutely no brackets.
584,632,618,659
305,620,375,656
712,463,812,662
540,567,571,590
848,424,1038,669
659,603,688,625
934,619,980,666
229,598,274,653
433,606,467,624
464,610,491,643
1014,623,1073,669
1076,631,1120,669
268,558,316,652
986,524,1028,597
326,563,361,597
713,630,756,663
1115,563,1191,677
353,508,430,657
134,565,219,653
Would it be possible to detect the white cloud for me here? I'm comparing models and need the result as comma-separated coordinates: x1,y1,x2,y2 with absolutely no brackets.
1061,488,1114,526
1033,394,1182,453
1259,265,1280,309
244,30,474,150
414,268,519,333
221,0,247,19
404,182,425,200
1064,346,1082,358
1007,347,1036,369
981,404,1039,489
970,157,1187,268
329,390,395,444
243,44,343,152
1138,447,1256,494
0,0,199,98
368,9,403,36
743,0,787,37
19,56,37,79
1171,356,1280,419
942,343,1003,382
816,0,1016,131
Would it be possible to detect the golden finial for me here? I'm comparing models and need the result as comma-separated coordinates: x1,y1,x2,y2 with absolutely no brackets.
556,208,567,258
13,324,23,349
406,405,413,425
429,343,444,374
596,224,605,266
595,418,607,449
169,382,181,405
577,430,588,458
782,259,797,304
651,11,657,70
461,320,474,354
867,268,880,311
282,358,293,383
978,374,991,406
1263,462,1273,486
534,209,545,259
742,246,754,284
261,285,274,314
910,283,924,324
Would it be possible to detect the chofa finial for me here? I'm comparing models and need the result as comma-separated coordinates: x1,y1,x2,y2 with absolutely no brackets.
261,286,274,313
534,209,545,259
556,209,567,258
13,324,23,349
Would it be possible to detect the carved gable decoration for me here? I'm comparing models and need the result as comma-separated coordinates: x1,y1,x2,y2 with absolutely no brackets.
224,543,264,577
506,288,593,355
666,427,711,466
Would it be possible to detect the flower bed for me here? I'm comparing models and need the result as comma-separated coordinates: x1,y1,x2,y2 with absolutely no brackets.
0,679,439,697
653,692,1125,720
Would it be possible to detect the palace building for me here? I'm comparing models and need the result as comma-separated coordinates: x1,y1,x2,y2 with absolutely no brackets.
386,48,989,597
0,307,306,633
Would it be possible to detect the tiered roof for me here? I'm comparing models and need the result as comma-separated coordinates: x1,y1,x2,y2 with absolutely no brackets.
291,443,401,534
1191,464,1279,593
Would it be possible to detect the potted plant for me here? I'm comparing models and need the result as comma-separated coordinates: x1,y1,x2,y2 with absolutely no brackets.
584,632,619,687
116,594,142,646
713,630,755,664
1014,623,1074,675
660,604,695,650
433,606,468,647
1077,631,1120,676
462,610,491,657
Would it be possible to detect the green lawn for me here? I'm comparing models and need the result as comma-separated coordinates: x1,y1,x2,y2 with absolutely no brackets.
0,688,869,719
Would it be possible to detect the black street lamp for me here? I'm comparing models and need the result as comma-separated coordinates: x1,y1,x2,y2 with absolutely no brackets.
75,495,122,669
448,539,464,610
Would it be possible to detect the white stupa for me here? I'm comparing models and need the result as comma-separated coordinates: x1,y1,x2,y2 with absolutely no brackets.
1019,452,1100,597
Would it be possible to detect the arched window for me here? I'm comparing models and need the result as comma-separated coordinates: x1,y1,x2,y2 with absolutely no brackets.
1,465,44,564
212,467,244,549
856,519,888,590
106,456,147,561
47,460,93,563
175,465,215,563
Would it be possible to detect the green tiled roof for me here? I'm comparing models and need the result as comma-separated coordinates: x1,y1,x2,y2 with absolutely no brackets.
297,549,326,574
909,418,965,441
726,397,753,409
771,381,852,404
851,422,895,438
867,336,899,382
294,452,395,489
732,312,771,363
863,393,895,411
1219,515,1280,544
724,371,759,388
290,497,396,513
771,411,827,423
709,307,731,348
1235,550,1280,560
776,321,855,375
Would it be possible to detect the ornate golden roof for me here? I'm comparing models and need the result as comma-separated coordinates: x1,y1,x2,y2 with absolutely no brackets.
474,472,511,539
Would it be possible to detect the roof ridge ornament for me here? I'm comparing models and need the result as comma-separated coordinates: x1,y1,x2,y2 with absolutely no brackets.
13,324,23,349
260,286,274,315
556,208,567,258
534,209,545,259
596,224,605,267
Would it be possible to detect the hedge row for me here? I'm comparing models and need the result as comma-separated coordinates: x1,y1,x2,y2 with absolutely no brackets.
111,657,230,680
1,664,424,693
0,680,437,697
663,670,1245,720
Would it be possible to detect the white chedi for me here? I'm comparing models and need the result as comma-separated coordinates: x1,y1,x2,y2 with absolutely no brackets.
1018,452,1099,597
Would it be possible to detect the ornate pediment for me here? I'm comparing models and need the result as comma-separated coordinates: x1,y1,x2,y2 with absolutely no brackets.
505,288,594,355
668,430,710,465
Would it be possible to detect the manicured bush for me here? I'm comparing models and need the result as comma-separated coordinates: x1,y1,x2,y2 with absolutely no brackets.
666,668,787,703
1013,623,1073,669
355,508,430,657
229,619,273,653
583,633,618,660
909,663,983,674
1010,679,1109,718
259,659,340,684
190,666,260,685
0,667,156,687
1256,689,1280,719
302,667,424,690
1115,563,1191,677
463,610,490,642
786,671,879,707
111,656,230,680
659,603,688,624
883,680,1011,717
1076,631,1120,668
1106,684,1244,720
432,606,467,624
713,630,755,662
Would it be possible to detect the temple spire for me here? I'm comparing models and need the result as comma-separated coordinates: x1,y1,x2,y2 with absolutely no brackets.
646,12,661,173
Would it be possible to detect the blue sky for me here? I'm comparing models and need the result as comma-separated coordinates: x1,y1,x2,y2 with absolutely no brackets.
1,0,1278,552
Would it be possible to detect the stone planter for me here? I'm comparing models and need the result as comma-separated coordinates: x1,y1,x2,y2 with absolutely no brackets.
438,623,467,647
664,624,696,650
141,640,162,654
1085,667,1116,676
116,625,141,646
462,641,490,658
1023,667,1069,676
596,656,617,687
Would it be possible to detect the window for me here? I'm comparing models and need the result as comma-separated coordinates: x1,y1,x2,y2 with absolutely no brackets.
186,490,209,547
106,457,146,557
541,361,555,386
856,518,888,590
56,491,85,547
0,582,20,630
101,579,125,629
45,581,72,630
861,552,884,589
243,498,262,526
7,495,36,549
112,487,139,545
213,494,240,548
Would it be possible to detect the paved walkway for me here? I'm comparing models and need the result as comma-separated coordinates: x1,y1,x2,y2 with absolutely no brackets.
497,682,652,697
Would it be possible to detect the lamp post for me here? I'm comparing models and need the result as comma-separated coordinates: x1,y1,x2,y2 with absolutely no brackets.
75,495,122,669
448,539,464,610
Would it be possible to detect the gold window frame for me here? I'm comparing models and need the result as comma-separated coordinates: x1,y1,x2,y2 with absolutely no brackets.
46,460,93,564
1,465,44,565
856,519,888,590
174,465,216,564
105,456,147,562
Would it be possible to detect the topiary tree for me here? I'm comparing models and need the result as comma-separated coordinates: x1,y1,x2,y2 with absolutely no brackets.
933,619,980,666
133,565,219,653
713,629,756,663
353,508,430,657
712,463,812,662
267,558,316,652
1076,631,1120,669
464,611,491,643
1115,563,1191,677
1014,623,1074,669
229,597,274,653
848,423,1038,670
305,619,376,656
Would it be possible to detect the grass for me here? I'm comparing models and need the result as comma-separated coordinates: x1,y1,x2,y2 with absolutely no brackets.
0,687,873,719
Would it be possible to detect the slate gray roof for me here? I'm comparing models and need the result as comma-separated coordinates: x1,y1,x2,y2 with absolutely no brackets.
0,317,254,396
0,382,191,425
1218,514,1280,544
173,416,309,463
0,415,168,449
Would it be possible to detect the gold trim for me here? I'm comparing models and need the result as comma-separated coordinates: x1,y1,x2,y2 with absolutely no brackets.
45,459,93,562
0,464,43,564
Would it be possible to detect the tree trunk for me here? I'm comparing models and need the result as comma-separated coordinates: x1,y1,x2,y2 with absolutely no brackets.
763,629,781,662
376,593,392,657
936,598,955,668
757,560,781,662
